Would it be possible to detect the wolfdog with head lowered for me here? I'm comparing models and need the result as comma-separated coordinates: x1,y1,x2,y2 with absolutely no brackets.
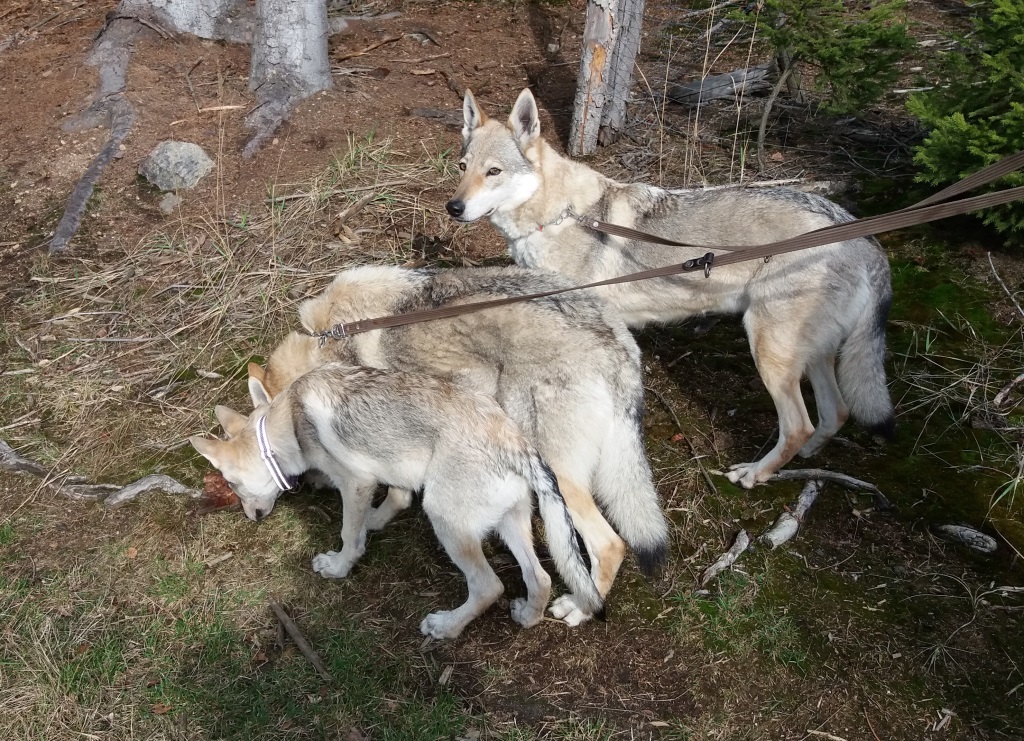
248,265,669,626
446,88,895,489
191,363,602,639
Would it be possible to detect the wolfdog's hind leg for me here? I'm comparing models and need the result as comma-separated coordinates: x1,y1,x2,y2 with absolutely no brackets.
419,516,504,639
365,486,414,531
798,354,849,458
497,496,551,628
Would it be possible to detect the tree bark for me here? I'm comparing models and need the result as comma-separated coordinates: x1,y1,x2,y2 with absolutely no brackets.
569,0,616,156
244,0,333,156
598,0,644,147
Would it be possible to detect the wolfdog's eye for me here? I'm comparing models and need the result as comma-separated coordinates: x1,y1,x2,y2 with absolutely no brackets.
487,167,502,176
458,161,467,172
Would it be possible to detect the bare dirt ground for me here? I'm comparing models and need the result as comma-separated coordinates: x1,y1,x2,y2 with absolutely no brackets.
2,1,1023,739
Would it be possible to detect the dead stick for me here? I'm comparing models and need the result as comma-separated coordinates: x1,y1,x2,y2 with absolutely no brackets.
334,34,402,63
989,252,1024,321
269,600,332,681
185,58,203,112
335,191,376,230
863,708,883,741
994,371,1024,408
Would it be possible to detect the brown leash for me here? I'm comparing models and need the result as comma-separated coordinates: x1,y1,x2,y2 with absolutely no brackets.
311,151,1024,344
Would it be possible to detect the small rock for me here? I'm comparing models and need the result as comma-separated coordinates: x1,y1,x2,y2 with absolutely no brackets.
139,141,215,191
158,193,182,215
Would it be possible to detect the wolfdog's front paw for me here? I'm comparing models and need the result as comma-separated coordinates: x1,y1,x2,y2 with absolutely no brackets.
509,598,544,628
548,594,592,627
725,463,765,490
312,551,353,579
419,610,464,640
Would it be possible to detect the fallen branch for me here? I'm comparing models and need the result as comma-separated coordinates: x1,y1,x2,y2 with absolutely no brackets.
768,468,891,510
662,64,772,107
699,529,750,587
269,600,332,681
759,480,820,548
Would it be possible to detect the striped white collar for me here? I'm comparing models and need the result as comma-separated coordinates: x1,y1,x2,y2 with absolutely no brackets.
256,415,297,491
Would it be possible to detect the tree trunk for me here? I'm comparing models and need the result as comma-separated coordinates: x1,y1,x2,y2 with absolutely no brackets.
569,0,644,156
569,0,616,157
244,0,333,156
119,0,254,42
598,0,643,147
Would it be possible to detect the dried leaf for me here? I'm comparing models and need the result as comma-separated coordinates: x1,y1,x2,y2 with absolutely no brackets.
152,702,173,715
125,546,138,559
670,433,685,443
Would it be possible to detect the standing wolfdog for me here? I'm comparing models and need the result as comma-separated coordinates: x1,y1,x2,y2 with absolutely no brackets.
249,265,669,625
446,88,895,489
191,363,601,639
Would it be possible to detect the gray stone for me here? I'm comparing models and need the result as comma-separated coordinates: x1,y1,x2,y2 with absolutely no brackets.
159,192,182,215
139,141,215,191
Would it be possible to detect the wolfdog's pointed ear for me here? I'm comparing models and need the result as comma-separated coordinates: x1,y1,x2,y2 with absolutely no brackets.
463,89,486,140
215,405,247,438
248,376,272,408
248,362,265,384
509,88,540,148
190,435,224,469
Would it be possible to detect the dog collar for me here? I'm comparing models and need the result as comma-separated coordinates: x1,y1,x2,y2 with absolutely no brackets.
256,415,298,491
536,205,579,232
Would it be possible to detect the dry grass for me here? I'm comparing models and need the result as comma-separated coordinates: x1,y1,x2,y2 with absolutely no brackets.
0,131,464,484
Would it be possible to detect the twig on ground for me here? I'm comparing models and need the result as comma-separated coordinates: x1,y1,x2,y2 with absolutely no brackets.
757,63,794,172
185,58,203,112
334,34,402,63
699,529,750,587
269,600,333,681
760,480,821,548
769,468,891,510
988,252,1024,321
267,180,408,202
647,387,718,496
807,731,850,741
863,709,882,741
334,191,377,230
994,372,1024,409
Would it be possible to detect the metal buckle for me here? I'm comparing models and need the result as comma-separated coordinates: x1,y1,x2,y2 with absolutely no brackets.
682,252,716,278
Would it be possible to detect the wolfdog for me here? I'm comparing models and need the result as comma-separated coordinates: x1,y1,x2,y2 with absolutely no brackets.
446,88,895,489
248,265,669,625
190,363,602,639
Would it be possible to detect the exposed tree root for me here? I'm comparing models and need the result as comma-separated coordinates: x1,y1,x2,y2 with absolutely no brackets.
698,479,841,587
1,439,200,505
49,17,140,254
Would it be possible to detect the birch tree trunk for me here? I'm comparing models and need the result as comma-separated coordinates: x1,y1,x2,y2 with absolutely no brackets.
568,0,644,156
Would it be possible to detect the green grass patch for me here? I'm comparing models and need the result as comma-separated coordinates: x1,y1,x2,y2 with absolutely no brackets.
673,570,810,671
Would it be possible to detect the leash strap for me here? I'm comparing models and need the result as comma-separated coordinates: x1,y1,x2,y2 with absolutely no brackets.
256,415,297,491
311,151,1024,342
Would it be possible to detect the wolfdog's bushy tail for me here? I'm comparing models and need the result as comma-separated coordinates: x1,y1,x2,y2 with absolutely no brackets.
594,409,670,576
522,453,604,617
837,272,896,438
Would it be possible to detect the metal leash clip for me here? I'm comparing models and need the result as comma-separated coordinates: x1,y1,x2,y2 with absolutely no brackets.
682,251,716,278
